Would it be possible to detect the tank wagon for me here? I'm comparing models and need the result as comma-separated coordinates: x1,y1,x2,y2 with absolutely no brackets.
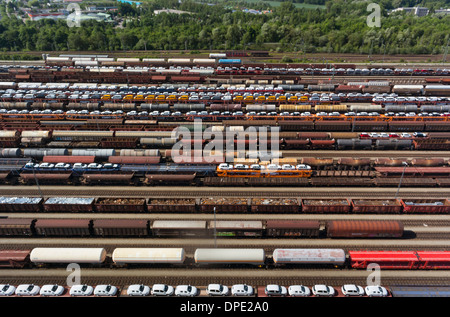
2,247,449,270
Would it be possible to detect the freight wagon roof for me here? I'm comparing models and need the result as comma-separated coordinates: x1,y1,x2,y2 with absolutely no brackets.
120,164,216,173
34,219,90,228
0,250,31,261
348,251,419,261
30,248,107,263
272,249,346,264
209,221,263,230
265,220,320,229
151,220,206,229
93,219,147,228
0,218,34,226
375,167,450,173
416,251,450,261
112,248,185,264
194,248,265,263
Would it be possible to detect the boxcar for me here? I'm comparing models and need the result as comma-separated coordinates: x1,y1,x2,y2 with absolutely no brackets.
92,219,149,237
265,220,321,238
0,250,31,268
151,220,207,237
34,219,91,237
326,220,404,238
208,221,264,237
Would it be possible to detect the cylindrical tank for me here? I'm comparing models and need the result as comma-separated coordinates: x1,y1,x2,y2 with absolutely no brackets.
194,248,265,265
23,148,68,157
120,149,160,156
30,248,107,264
336,139,372,150
375,139,412,150
112,248,186,265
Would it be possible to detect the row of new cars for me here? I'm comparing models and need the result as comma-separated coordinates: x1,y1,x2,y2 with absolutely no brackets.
0,283,389,297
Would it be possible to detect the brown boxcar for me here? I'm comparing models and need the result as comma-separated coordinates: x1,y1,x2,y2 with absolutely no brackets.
326,220,404,238
0,218,34,236
94,198,146,213
92,219,148,237
314,121,351,131
0,250,31,268
34,219,91,237
351,199,403,214
265,220,321,238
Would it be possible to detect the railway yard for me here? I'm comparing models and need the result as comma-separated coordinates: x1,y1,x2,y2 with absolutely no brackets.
0,53,449,300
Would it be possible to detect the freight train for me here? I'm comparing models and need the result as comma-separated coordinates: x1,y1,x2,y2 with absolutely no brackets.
0,196,448,214
0,219,404,239
2,247,449,270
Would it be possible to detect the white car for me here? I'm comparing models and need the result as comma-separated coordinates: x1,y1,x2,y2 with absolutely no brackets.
264,284,287,297
341,284,365,296
40,284,65,296
365,285,389,297
218,163,233,170
15,284,40,296
0,284,16,296
127,284,150,296
288,285,311,297
312,284,335,297
69,284,93,296
94,285,117,296
231,284,254,296
175,285,198,297
206,284,229,296
151,284,174,296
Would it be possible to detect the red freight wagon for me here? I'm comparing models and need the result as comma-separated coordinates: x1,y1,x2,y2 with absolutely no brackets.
416,251,450,269
42,156,96,164
0,250,31,268
401,199,450,214
349,251,420,269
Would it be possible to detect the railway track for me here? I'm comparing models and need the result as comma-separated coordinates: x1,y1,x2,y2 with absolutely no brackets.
0,269,448,288
0,186,448,198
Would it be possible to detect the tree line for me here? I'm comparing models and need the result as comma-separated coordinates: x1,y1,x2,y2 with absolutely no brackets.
0,0,448,55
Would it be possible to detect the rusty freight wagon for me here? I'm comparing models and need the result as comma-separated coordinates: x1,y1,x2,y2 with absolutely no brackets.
33,219,91,237
326,220,404,238
150,220,208,237
0,218,35,236
250,198,300,213
0,250,31,268
94,198,146,213
301,199,351,213
92,219,149,237
351,199,403,214
265,220,321,238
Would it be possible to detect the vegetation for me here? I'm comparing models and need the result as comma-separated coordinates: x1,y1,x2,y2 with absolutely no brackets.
0,0,448,55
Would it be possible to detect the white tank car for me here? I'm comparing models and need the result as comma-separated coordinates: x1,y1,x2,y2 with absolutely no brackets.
112,248,186,265
194,248,265,265
30,248,107,264
272,249,346,265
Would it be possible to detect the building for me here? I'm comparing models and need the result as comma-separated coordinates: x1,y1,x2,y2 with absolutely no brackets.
391,7,429,17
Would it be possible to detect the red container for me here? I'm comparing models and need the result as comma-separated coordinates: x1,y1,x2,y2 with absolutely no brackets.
108,156,160,165
416,251,450,269
34,219,91,236
349,251,420,269
43,156,96,164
